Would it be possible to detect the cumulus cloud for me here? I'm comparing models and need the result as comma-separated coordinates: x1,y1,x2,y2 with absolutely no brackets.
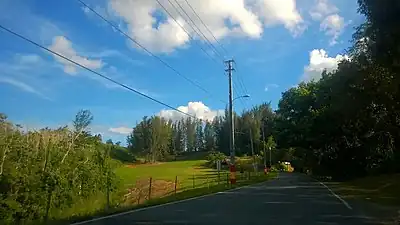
105,0,304,53
302,49,349,82
108,126,132,135
309,0,345,45
309,0,338,20
48,36,103,75
254,0,305,35
159,101,223,121
320,14,345,46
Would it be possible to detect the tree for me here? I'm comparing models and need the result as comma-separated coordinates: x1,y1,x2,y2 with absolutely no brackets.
204,121,215,152
73,109,93,133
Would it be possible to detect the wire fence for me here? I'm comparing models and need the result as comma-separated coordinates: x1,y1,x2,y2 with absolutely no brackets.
121,170,265,207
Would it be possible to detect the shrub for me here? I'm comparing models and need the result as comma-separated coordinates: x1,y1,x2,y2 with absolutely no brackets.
206,151,226,167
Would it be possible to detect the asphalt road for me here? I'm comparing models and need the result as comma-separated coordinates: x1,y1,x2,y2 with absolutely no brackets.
74,173,377,225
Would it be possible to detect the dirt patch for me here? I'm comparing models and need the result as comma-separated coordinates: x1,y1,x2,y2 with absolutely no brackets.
123,178,176,205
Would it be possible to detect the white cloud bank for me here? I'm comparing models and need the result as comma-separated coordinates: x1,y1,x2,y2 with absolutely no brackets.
107,0,305,53
302,49,349,82
48,36,103,75
159,101,223,121
309,0,345,45
108,126,132,135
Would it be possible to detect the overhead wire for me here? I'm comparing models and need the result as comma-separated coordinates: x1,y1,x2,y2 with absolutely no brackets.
170,0,225,60
77,0,226,104
0,24,199,119
183,0,229,56
155,0,221,67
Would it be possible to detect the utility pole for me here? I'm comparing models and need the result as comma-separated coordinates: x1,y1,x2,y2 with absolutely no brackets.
249,127,256,172
262,122,267,171
225,59,236,185
269,146,272,167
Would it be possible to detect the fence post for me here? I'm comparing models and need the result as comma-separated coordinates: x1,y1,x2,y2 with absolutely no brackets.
148,177,152,200
174,175,178,196
206,175,209,189
137,189,141,205
218,171,220,185
192,174,195,189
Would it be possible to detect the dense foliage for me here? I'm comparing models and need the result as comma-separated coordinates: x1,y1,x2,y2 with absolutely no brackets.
275,0,400,179
0,111,119,224
126,103,276,162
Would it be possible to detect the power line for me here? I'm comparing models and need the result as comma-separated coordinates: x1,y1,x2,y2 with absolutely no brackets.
233,61,250,107
183,0,229,56
77,0,226,104
170,0,224,60
0,24,198,119
155,0,221,67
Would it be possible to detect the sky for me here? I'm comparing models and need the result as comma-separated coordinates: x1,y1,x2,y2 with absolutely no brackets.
0,0,363,144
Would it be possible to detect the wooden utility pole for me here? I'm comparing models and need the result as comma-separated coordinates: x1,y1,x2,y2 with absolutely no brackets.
225,59,236,185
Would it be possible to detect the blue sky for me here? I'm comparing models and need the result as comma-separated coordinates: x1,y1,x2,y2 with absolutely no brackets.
0,0,363,144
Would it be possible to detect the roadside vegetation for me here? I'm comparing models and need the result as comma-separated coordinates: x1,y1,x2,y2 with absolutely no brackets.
0,0,399,224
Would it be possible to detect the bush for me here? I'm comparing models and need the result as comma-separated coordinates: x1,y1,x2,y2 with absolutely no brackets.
206,151,226,167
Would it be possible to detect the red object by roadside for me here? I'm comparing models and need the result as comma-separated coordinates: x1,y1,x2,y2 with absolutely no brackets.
230,164,236,184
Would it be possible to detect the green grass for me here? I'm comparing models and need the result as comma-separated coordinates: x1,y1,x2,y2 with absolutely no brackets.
65,171,277,225
330,174,400,207
115,160,218,188
44,159,276,225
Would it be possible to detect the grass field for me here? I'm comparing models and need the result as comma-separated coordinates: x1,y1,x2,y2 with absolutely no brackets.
62,159,277,225
115,160,217,188
330,174,400,207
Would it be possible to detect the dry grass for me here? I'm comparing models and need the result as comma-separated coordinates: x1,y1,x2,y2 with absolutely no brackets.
331,174,400,207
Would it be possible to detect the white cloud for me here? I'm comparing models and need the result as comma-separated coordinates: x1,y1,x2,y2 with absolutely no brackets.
264,83,279,91
48,36,103,75
17,54,42,64
0,53,57,100
309,0,345,45
302,49,349,82
0,77,50,100
309,0,338,20
108,126,132,135
254,0,305,36
159,101,223,121
320,14,345,46
105,0,304,53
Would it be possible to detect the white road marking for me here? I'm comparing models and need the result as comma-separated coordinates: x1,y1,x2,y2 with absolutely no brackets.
70,179,275,225
318,181,353,210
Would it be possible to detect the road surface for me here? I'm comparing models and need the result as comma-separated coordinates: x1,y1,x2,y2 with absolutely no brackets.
74,173,377,225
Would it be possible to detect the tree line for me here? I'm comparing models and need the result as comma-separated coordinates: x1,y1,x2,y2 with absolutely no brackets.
127,102,276,163
274,0,400,179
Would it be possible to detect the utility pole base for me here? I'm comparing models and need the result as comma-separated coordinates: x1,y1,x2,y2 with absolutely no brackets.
229,164,236,184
